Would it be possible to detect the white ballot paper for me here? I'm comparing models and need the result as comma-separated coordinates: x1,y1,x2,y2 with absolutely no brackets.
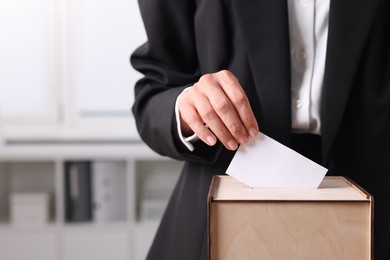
226,132,328,189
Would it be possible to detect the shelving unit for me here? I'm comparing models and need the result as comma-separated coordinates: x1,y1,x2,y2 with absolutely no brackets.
0,133,184,260
0,0,163,258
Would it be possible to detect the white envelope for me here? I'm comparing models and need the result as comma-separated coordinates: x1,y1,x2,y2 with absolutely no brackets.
226,132,328,189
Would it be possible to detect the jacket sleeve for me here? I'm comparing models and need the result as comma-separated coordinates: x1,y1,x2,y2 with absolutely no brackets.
131,0,223,163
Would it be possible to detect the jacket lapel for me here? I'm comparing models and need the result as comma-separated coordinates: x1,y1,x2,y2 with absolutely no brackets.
231,0,292,145
322,0,381,163
232,0,380,163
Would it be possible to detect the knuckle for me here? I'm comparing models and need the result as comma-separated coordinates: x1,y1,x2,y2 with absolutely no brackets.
218,70,232,78
202,108,215,121
217,128,230,140
199,73,213,85
194,126,207,136
233,93,247,107
199,73,209,81
219,70,235,85
230,123,242,136
215,99,230,114
199,128,211,138
192,82,202,93
242,116,253,126
247,113,257,123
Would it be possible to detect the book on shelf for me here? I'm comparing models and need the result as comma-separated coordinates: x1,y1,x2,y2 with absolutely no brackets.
64,161,92,222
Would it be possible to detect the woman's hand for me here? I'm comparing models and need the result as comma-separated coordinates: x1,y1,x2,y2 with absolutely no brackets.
178,70,259,150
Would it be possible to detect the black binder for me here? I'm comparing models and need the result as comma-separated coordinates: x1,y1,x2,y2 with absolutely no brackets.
64,161,92,222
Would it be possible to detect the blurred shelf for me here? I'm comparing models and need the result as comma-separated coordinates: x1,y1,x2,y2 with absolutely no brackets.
1,118,139,141
0,223,59,233
0,143,162,161
0,123,183,260
63,222,130,231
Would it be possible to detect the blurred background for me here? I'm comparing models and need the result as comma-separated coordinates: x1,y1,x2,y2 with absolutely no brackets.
0,0,183,259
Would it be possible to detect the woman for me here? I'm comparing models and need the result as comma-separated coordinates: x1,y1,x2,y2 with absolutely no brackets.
131,0,390,258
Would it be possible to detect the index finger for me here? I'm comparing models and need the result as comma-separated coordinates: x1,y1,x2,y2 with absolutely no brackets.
217,70,259,137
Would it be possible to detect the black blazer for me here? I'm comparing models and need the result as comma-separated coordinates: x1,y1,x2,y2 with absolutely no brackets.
131,0,390,259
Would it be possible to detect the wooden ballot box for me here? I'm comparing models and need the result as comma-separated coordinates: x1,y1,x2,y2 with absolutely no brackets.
208,176,373,260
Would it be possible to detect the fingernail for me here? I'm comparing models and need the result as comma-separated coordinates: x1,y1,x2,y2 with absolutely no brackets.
249,128,258,137
227,140,238,150
207,136,216,145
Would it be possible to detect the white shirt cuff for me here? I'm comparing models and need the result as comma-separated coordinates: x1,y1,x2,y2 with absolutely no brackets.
174,87,199,152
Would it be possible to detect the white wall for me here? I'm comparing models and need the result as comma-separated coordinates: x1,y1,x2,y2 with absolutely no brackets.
0,0,147,125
